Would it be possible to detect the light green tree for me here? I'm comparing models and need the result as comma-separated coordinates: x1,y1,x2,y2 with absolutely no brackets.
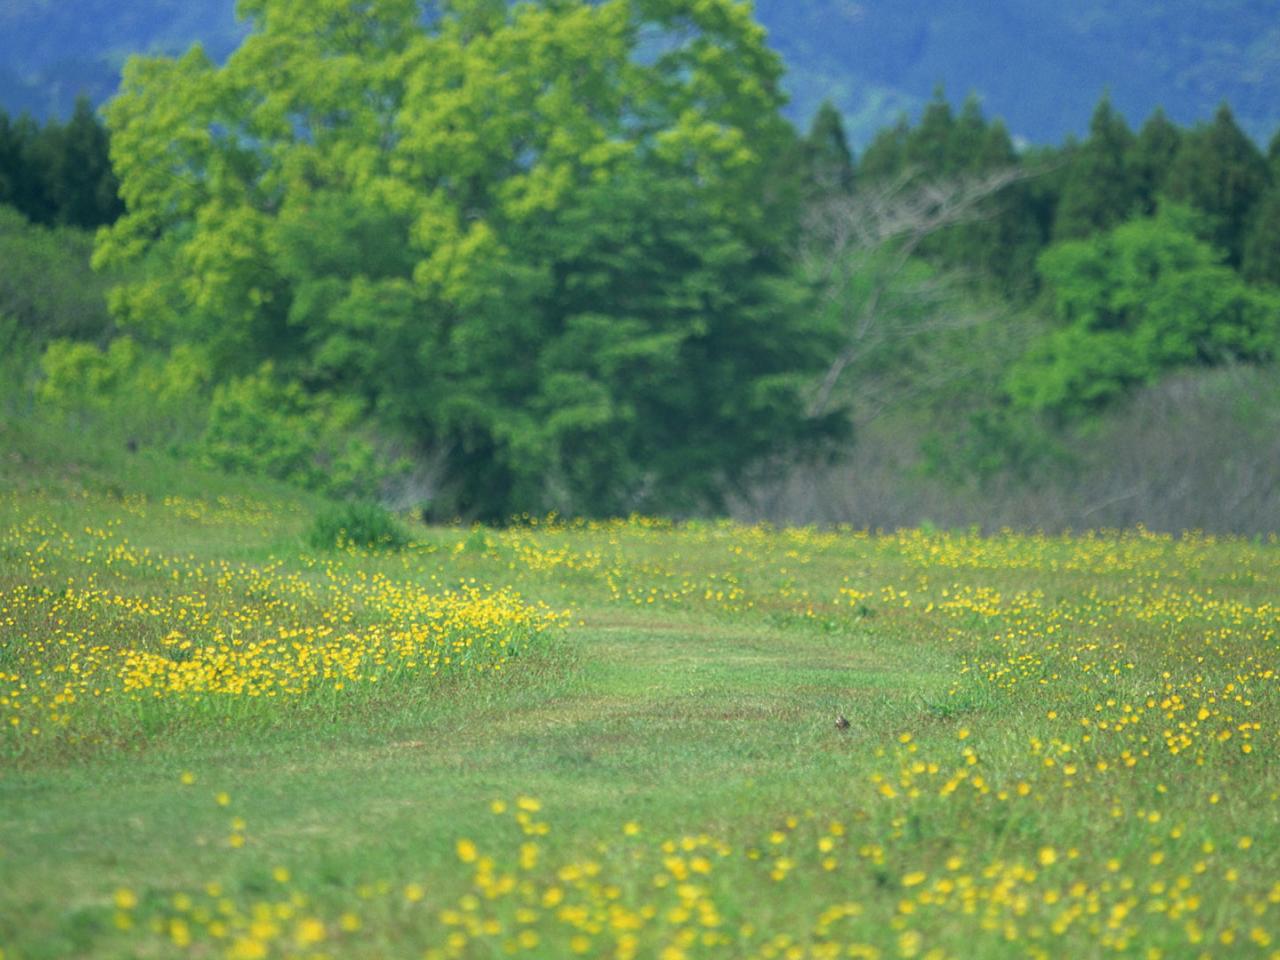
96,0,833,518
1008,206,1280,417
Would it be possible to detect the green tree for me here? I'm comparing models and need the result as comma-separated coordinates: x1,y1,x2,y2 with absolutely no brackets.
1009,206,1280,417
1165,103,1269,268
1129,107,1182,215
857,115,910,182
801,100,854,195
905,88,955,176
1052,95,1139,240
1243,187,1280,287
97,0,832,519
45,96,123,229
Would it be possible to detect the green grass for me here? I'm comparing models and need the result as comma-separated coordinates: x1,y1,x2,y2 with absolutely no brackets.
2,418,1279,959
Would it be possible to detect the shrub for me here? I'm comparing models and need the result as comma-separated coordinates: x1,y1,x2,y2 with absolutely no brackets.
197,365,392,499
307,502,408,552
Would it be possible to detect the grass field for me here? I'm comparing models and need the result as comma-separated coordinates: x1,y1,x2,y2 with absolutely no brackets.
2,421,1279,959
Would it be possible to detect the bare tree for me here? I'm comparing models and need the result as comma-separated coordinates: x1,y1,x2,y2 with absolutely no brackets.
802,166,1032,421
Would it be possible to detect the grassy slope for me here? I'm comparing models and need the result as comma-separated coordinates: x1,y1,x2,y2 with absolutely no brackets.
2,418,1279,959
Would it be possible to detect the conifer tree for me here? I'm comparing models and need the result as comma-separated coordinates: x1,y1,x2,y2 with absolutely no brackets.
1242,186,1280,287
858,116,910,182
802,100,854,194
46,96,123,229
1130,108,1182,215
1165,104,1269,267
1052,95,1138,240
905,88,955,175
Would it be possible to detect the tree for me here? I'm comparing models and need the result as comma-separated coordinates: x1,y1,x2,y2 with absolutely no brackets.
802,165,1028,420
1052,95,1139,240
0,100,120,228
1009,206,1280,417
96,0,832,519
857,115,910,182
1165,103,1269,268
801,100,854,195
1129,107,1182,215
905,88,955,176
1242,186,1280,287
45,95,123,229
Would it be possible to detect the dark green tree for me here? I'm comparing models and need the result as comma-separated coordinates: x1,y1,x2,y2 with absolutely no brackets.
801,100,854,195
0,101,120,228
905,88,955,175
1165,103,1269,268
1129,107,1182,215
857,116,909,182
45,96,123,229
1243,186,1280,287
1052,95,1139,240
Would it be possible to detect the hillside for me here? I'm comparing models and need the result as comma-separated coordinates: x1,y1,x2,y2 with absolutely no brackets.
3,0,1278,145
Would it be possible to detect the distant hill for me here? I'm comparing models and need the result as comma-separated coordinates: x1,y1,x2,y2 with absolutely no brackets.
3,0,1278,148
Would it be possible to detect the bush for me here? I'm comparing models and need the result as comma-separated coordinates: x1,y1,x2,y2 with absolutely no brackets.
36,336,207,445
0,205,115,344
198,365,395,499
307,502,409,552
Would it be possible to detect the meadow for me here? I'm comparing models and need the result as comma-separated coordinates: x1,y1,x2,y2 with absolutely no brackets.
2,428,1279,959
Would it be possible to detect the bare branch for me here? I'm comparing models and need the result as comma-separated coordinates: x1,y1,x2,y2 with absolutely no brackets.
803,166,1033,419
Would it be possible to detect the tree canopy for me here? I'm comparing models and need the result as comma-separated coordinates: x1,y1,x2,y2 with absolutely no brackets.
96,0,837,519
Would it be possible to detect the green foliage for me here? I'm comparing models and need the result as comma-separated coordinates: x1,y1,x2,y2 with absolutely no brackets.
1008,206,1280,417
0,204,115,344
198,366,390,499
849,92,1046,299
1129,107,1182,215
96,0,830,520
37,336,207,442
1052,96,1139,241
0,97,121,228
1165,104,1270,268
801,100,854,194
306,501,408,552
1242,185,1280,287
922,408,1064,485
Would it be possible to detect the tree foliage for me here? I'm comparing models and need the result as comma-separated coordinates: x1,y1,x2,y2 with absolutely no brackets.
0,97,121,228
96,0,835,519
1165,104,1269,268
1008,206,1280,417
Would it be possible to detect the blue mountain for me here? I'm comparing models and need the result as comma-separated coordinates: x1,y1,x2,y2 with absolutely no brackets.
2,0,1278,147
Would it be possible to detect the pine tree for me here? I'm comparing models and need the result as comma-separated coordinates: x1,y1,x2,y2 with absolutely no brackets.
1052,95,1139,240
1242,186,1280,287
1130,108,1182,214
0,110,18,209
905,87,955,176
46,96,123,229
1165,103,1269,267
802,100,854,195
858,116,910,182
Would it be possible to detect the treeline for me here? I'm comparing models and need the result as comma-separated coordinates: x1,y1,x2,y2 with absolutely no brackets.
0,95,121,229
792,91,1280,458
6,0,1280,527
800,92,1280,295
